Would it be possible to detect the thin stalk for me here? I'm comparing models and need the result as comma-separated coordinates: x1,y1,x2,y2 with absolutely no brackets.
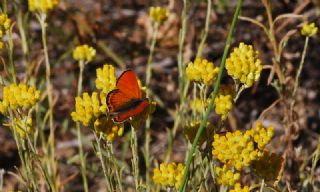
94,133,112,191
145,22,159,191
39,13,57,192
8,26,16,83
2,0,7,13
76,59,89,192
179,0,243,191
131,126,140,191
292,36,309,97
196,0,212,57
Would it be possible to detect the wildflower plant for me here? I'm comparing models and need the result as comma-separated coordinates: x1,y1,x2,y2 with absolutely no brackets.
152,162,185,189
0,13,11,49
301,22,318,37
149,6,169,24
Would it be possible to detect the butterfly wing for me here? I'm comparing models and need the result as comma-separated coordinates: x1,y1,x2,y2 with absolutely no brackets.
116,70,142,99
113,99,149,122
106,89,132,113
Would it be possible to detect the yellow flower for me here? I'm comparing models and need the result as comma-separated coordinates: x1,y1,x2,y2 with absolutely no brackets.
212,130,258,170
230,183,250,192
73,44,96,62
149,6,169,23
0,14,11,30
28,0,59,13
94,116,124,141
190,98,206,113
152,162,184,189
301,22,318,37
186,58,220,85
184,121,214,144
226,43,262,87
214,94,233,121
71,92,107,126
13,117,32,139
95,64,116,94
0,84,41,114
215,165,240,186
246,122,274,151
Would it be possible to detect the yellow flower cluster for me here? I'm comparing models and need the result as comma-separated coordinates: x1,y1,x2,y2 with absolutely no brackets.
186,58,220,85
212,130,258,170
301,22,318,37
215,165,240,186
214,94,233,121
0,14,11,48
71,92,107,126
212,122,274,171
73,44,96,62
230,183,250,192
95,64,116,94
226,43,262,87
0,84,41,114
247,122,274,150
13,117,32,139
94,117,124,141
152,162,184,189
28,0,59,13
149,6,169,23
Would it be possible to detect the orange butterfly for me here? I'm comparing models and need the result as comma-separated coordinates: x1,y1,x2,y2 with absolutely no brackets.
107,70,149,123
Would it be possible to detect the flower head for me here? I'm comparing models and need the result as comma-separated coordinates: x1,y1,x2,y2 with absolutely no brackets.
190,98,206,114
71,92,107,126
152,162,184,189
186,58,220,85
28,0,59,13
149,6,169,23
73,44,96,62
95,64,116,94
94,116,124,141
226,43,262,87
0,84,41,114
246,122,274,151
214,94,233,121
230,183,250,192
215,165,240,186
301,22,318,37
0,14,11,49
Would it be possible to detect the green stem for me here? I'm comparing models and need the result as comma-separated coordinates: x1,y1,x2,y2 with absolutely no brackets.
8,26,16,83
178,0,243,191
39,13,57,192
76,60,88,192
131,126,140,191
145,22,159,191
196,0,212,57
292,36,309,97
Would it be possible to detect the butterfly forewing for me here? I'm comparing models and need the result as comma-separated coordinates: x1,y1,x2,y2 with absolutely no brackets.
106,89,132,113
113,99,149,122
116,70,142,99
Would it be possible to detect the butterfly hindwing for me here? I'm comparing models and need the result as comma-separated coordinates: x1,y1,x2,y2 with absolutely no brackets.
106,89,132,113
116,70,142,99
113,99,149,122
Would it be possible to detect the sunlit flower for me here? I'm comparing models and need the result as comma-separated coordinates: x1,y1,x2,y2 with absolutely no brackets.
0,14,11,49
0,84,41,114
149,6,169,23
186,58,220,85
215,165,240,186
226,43,262,87
28,0,59,13
212,130,258,171
301,22,318,37
71,92,107,126
95,64,116,94
230,183,250,192
190,98,206,113
212,122,274,171
152,162,184,189
94,116,124,141
73,44,96,62
214,94,233,121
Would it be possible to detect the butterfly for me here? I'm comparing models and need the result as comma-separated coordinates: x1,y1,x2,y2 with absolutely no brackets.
106,70,149,123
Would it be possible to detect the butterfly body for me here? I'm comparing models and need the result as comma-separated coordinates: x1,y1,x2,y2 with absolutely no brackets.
106,70,149,123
